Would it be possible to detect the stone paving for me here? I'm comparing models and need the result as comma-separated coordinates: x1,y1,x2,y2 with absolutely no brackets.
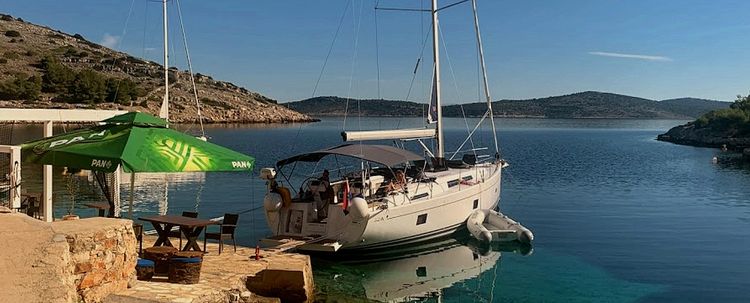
105,235,312,303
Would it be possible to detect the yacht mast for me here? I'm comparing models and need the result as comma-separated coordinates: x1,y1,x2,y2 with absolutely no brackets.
471,0,499,156
431,0,444,159
159,0,170,121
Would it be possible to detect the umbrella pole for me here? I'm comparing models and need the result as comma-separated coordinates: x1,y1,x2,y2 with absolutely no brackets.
129,173,135,219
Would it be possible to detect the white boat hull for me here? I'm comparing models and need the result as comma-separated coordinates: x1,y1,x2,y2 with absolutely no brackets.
262,162,504,252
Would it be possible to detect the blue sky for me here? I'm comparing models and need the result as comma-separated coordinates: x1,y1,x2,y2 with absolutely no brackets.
1,0,749,103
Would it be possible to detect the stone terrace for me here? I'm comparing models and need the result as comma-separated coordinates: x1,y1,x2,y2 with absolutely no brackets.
105,235,314,303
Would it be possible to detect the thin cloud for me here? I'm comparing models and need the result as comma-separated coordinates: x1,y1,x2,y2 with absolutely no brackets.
588,51,673,62
99,33,120,49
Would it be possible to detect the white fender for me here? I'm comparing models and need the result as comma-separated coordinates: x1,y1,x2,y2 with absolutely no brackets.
348,197,369,221
263,192,283,212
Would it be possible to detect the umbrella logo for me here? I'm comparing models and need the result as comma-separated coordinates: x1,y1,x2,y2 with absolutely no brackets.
155,138,213,171
31,130,109,155
91,159,113,169
48,130,108,149
232,161,252,169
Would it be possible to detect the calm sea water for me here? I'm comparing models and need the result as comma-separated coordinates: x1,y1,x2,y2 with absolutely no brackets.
10,117,750,302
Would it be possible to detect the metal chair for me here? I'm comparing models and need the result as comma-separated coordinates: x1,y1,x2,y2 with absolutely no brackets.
167,211,198,248
203,213,239,254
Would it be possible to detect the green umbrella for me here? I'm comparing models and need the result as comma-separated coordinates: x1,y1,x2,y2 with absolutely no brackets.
21,112,254,173
21,112,254,216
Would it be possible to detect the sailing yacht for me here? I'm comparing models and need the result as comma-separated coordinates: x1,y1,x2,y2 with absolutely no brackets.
260,0,507,252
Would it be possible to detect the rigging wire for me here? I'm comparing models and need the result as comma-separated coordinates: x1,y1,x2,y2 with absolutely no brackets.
438,22,477,158
311,0,352,99
175,0,206,138
374,0,381,100
109,0,137,107
403,27,433,103
343,0,365,132
375,0,469,13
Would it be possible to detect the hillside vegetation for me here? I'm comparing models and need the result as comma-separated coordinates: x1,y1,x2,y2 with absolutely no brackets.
658,94,750,149
0,13,315,123
288,92,729,119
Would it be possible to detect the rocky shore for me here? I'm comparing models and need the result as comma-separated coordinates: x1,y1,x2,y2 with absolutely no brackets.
0,14,318,124
657,121,750,150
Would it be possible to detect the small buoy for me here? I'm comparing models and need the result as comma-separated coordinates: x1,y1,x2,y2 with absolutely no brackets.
712,156,718,164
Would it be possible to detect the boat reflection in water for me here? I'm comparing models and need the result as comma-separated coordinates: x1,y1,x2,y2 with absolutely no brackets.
313,234,532,302
121,172,206,215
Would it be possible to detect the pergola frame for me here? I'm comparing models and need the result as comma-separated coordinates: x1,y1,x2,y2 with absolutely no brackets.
0,109,127,222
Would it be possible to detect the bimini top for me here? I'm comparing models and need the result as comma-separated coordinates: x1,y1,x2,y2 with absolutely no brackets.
277,144,424,167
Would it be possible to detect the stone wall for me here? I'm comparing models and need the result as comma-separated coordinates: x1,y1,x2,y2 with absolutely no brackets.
53,217,138,302
0,213,137,303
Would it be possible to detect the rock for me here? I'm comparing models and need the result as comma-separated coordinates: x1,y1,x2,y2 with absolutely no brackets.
246,257,314,303
657,121,750,150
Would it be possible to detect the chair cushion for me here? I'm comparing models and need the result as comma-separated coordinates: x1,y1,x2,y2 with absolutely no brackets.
137,259,155,267
171,257,202,264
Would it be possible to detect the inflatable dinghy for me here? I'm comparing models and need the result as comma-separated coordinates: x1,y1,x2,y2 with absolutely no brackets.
467,209,534,243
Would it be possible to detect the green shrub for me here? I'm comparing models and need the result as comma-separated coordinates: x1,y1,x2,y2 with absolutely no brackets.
4,30,20,37
0,73,42,101
0,58,7,64
24,50,36,57
2,52,19,60
697,108,749,131
732,94,750,112
105,78,142,104
67,69,106,104
200,97,232,109
0,14,13,21
40,55,75,93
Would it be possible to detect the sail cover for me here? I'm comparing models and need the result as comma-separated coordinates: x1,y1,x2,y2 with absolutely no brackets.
428,66,438,124
277,144,424,167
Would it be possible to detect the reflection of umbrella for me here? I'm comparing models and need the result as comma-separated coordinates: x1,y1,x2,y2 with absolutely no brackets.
21,112,254,216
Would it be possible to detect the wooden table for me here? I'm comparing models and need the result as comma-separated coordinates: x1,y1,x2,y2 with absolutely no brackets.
139,215,218,251
83,202,111,217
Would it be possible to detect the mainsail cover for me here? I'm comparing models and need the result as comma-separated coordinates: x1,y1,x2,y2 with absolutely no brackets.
428,66,438,124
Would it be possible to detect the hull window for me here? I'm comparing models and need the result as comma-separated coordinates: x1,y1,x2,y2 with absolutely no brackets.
473,199,479,209
416,266,427,277
416,214,427,225
447,179,460,188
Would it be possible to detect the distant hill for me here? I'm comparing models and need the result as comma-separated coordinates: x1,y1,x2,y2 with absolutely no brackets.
656,98,731,118
0,13,315,123
288,92,731,119
285,96,427,117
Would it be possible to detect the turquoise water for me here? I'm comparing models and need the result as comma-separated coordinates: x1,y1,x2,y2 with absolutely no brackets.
14,118,750,302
